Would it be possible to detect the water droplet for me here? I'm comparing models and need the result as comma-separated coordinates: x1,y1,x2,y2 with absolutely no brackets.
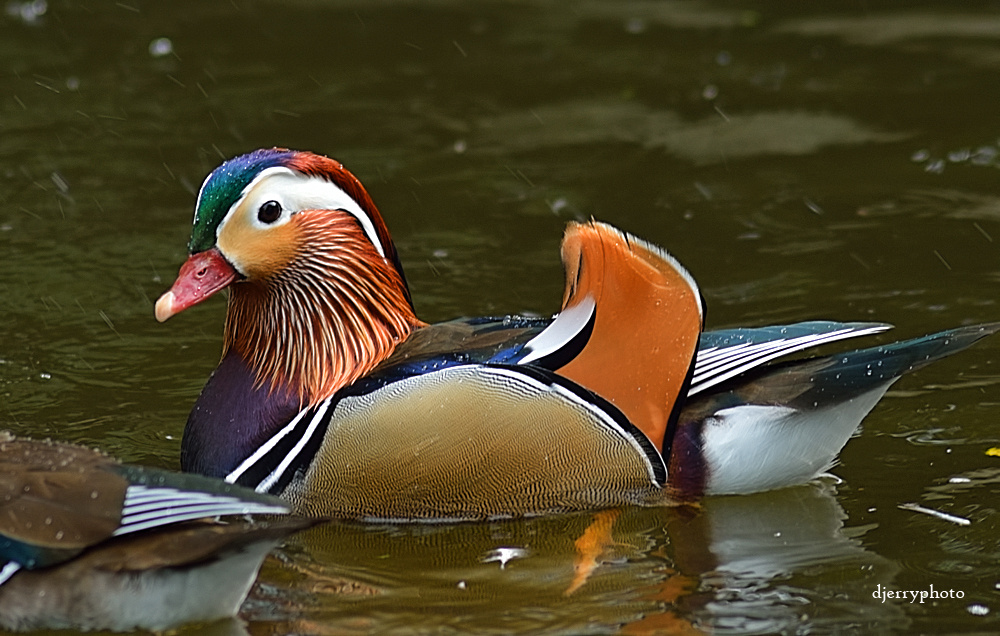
50,172,69,194
148,37,174,58
971,146,997,165
948,148,971,163
548,197,569,214
6,0,46,24
481,546,529,569
624,17,647,34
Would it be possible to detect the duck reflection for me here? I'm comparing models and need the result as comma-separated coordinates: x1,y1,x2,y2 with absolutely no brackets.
666,481,905,634
245,481,905,635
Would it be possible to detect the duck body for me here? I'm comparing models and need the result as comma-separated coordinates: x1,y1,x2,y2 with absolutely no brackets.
157,148,998,521
0,431,314,632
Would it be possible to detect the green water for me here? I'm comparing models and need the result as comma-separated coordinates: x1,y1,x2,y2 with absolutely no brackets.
2,1,1000,633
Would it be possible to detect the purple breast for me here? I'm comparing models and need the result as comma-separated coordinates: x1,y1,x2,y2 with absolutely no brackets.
181,352,300,478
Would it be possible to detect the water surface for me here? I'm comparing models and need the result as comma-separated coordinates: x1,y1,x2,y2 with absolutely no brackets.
2,1,1000,634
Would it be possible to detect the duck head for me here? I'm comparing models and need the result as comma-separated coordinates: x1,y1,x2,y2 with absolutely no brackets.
156,148,423,402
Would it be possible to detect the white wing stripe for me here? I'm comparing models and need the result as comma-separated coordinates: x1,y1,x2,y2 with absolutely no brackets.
0,561,21,587
693,330,855,381
694,342,748,364
519,294,595,365
689,325,891,396
113,485,288,536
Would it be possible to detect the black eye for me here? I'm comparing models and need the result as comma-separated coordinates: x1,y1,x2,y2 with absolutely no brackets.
257,200,282,224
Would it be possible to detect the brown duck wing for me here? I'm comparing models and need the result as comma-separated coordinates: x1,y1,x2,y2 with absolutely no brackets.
1,431,293,574
0,434,126,565
544,222,703,453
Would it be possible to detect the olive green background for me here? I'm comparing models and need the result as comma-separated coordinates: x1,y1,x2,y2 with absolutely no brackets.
2,2,999,633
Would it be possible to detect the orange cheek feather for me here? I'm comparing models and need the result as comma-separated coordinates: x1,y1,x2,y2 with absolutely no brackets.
217,208,300,280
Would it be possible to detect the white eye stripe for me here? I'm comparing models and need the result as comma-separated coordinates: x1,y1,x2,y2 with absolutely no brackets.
218,166,386,258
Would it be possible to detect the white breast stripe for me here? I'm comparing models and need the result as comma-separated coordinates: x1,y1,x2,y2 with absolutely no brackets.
689,324,891,396
256,398,333,494
226,407,311,484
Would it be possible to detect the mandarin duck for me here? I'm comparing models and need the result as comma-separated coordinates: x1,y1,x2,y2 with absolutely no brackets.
0,431,316,632
155,148,998,521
